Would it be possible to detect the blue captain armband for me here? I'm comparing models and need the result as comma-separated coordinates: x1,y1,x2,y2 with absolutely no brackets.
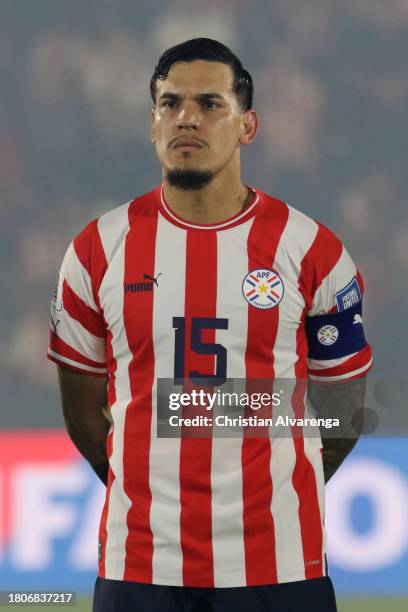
306,300,367,360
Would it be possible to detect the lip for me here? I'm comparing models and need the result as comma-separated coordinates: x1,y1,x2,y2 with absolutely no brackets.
174,144,202,152
172,138,204,149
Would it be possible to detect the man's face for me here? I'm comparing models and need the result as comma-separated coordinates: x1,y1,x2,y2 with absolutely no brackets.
151,60,248,185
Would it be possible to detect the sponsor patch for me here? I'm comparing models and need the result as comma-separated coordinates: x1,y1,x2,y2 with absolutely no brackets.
335,277,361,312
242,268,284,310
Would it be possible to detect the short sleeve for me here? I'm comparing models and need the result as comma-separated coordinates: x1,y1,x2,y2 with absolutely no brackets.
306,243,372,382
47,223,107,377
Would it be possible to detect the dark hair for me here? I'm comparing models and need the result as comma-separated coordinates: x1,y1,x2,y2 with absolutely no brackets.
150,38,253,111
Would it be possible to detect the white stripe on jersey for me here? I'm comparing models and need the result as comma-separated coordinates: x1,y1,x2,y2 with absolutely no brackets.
98,204,132,579
308,245,357,316
274,206,319,378
309,357,373,381
270,206,319,581
211,221,254,586
47,349,107,374
55,309,105,363
304,434,327,574
150,215,186,585
61,243,99,312
308,352,358,371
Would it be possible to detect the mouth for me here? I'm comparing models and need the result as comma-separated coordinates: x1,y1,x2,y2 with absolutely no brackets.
174,144,202,152
171,139,205,152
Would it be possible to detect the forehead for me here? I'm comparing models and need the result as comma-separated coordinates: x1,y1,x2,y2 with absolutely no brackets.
156,60,235,96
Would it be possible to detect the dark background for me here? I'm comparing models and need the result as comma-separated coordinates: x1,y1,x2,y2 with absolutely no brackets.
1,0,406,426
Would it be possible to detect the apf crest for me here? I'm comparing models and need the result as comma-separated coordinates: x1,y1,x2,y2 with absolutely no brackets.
242,268,284,309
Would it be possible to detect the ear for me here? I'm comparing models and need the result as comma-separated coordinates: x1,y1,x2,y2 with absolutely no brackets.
151,108,156,143
239,109,259,146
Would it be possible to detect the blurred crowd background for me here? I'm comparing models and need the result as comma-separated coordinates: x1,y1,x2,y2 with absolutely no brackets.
1,0,407,426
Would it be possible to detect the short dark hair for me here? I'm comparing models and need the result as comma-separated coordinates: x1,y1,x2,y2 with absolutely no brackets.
150,38,254,111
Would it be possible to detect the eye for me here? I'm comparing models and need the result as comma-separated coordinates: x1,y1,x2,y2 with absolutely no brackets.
162,99,177,108
203,100,218,109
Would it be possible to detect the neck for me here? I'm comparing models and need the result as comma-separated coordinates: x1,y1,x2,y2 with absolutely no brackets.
162,167,251,224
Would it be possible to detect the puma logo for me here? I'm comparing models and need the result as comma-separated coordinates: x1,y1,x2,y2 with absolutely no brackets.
124,273,162,294
143,272,162,287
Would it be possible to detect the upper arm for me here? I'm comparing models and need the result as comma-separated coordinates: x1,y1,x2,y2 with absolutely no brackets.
47,222,111,466
47,220,108,377
57,365,111,464
305,236,372,383
57,365,108,417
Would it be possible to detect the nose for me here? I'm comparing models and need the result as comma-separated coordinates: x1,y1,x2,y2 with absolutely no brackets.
176,102,200,129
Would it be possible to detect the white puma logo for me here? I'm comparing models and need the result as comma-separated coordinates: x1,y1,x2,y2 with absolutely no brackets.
353,314,363,325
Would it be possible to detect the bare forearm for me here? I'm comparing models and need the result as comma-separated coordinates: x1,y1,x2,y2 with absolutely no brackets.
308,377,367,483
57,366,111,484
64,414,110,469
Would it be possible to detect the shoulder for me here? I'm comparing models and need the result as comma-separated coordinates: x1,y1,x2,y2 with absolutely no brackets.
259,189,343,253
73,187,158,263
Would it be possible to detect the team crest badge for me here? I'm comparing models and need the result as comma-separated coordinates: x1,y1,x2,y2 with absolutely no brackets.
317,325,338,345
242,268,284,309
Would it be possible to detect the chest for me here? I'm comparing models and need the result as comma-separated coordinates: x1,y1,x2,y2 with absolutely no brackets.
98,219,308,375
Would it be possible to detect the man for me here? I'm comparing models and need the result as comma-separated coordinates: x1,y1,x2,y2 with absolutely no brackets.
48,38,372,611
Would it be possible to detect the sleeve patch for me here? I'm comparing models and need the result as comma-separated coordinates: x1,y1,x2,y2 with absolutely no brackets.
335,276,361,312
51,272,64,313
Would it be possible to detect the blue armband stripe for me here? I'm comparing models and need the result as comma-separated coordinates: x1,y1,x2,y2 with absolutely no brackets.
306,301,366,360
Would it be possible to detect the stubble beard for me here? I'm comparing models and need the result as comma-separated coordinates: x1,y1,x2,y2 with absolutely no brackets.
166,167,214,192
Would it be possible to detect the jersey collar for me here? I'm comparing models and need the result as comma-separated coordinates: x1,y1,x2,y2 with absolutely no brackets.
155,184,261,231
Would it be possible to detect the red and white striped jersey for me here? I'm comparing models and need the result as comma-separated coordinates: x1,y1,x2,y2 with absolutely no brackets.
48,185,372,587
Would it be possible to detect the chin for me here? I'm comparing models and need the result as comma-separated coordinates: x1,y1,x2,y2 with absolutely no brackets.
166,167,214,191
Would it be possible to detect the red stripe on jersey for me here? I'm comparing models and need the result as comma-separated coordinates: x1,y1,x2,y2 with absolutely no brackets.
180,231,217,587
73,219,108,309
49,331,106,369
309,343,372,379
243,195,289,586
62,280,106,337
122,199,158,582
299,223,343,311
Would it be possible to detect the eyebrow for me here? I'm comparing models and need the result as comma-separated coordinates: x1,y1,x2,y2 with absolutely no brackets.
159,92,225,101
